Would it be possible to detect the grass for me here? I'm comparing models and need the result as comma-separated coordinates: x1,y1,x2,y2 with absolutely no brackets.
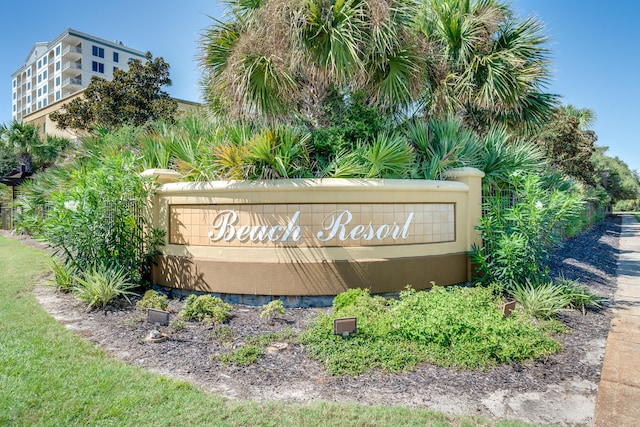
0,235,541,427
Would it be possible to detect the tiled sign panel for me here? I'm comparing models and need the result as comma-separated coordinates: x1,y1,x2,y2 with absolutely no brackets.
169,203,455,247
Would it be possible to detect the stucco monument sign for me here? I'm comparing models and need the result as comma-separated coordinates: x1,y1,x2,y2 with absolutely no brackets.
144,168,484,304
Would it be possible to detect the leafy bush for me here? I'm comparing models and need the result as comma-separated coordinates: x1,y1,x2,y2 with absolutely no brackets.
41,155,164,285
555,277,605,314
214,345,263,366
510,281,570,319
471,172,583,289
211,325,235,343
73,265,137,309
179,294,232,323
136,290,169,311
301,286,561,375
260,299,285,323
169,318,186,331
212,330,295,366
332,288,372,311
50,259,74,292
310,93,388,164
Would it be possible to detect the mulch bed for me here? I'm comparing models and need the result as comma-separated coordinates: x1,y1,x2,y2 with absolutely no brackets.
21,215,622,424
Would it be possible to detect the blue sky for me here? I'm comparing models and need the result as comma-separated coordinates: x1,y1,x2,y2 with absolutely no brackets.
2,1,638,172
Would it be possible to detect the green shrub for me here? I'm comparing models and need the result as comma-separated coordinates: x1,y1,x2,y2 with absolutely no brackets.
211,325,235,343
41,154,165,285
213,345,263,366
212,330,295,366
555,277,605,314
179,294,232,323
246,329,295,347
50,259,74,292
471,172,583,289
510,281,570,319
136,290,169,311
73,265,137,309
260,299,285,323
332,288,372,311
301,286,561,375
169,318,186,331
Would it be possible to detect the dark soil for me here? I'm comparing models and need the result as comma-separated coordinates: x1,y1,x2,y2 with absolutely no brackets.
21,215,622,426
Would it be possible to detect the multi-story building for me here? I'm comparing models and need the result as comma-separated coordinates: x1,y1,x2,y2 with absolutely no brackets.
11,28,146,122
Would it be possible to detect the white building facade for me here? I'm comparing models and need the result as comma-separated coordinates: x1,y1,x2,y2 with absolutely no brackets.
11,28,146,122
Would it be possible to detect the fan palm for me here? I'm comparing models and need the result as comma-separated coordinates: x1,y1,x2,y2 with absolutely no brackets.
562,105,596,130
200,0,557,144
1,121,41,173
417,0,557,129
200,0,426,122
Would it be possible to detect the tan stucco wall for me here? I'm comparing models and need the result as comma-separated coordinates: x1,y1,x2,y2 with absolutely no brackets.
149,168,484,297
22,92,201,140
22,92,85,140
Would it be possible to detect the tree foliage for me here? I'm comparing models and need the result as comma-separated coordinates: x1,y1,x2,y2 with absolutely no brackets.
199,0,556,130
591,146,640,205
534,108,597,185
51,52,178,132
0,121,71,176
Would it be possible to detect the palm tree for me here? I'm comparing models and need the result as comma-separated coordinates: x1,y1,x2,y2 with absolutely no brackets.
562,105,596,130
200,0,427,124
0,121,41,173
416,0,557,131
200,0,557,144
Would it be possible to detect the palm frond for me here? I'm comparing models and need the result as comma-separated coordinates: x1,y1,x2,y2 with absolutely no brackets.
364,132,414,178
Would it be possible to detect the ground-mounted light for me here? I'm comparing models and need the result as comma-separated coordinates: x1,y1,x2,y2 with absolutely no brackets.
334,317,357,337
147,308,169,326
502,301,517,318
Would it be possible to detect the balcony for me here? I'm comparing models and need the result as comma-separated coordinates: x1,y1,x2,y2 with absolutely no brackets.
61,45,82,60
61,61,82,76
62,76,82,89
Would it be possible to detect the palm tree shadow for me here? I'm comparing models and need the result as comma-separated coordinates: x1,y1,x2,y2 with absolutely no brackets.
548,216,622,296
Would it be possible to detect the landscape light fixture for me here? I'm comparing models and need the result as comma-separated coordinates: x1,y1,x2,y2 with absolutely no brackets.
147,308,170,326
502,301,517,318
334,317,357,337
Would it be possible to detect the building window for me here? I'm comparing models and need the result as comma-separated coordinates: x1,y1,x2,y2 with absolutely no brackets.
43,56,47,65
113,67,118,73
38,75,41,83
12,79,16,87
56,45,60,55
43,85,47,94
27,95,31,103
56,77,60,86
13,92,16,99
43,70,47,79
92,45,105,58
27,107,31,114
38,101,41,109
92,61,105,73
38,88,41,97
56,91,61,100
27,68,31,77
43,99,47,107
56,61,60,71
113,52,119,62
27,82,30,90
13,105,16,112
37,59,41,69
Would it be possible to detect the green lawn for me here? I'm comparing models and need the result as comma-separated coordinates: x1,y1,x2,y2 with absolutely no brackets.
0,235,538,427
